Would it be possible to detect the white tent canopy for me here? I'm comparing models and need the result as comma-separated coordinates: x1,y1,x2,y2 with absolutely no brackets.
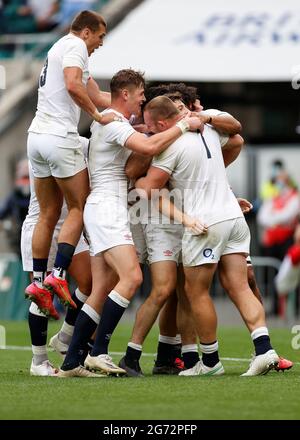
89,0,300,82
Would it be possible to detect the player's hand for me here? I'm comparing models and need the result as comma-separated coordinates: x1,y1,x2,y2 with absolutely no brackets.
192,99,203,112
237,198,253,214
93,110,123,125
101,112,123,124
184,116,205,133
183,214,208,235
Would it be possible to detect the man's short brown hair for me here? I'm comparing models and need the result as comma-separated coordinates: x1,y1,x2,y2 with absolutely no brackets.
110,69,145,98
144,96,179,122
71,10,106,33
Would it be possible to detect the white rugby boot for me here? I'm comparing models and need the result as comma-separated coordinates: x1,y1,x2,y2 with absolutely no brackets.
84,354,126,375
30,359,58,376
56,365,107,378
241,349,279,376
179,360,225,376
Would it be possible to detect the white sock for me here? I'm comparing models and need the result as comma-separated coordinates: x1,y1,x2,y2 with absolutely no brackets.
108,290,130,308
33,271,45,288
32,344,48,366
128,342,142,351
199,341,219,354
81,303,100,325
58,321,74,345
29,302,47,318
182,344,198,354
159,335,180,345
251,327,269,341
52,268,67,280
75,288,88,303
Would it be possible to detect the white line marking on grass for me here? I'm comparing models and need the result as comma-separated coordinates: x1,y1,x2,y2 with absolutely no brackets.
2,346,300,365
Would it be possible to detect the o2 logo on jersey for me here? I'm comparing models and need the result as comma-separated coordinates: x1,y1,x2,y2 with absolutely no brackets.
203,248,214,259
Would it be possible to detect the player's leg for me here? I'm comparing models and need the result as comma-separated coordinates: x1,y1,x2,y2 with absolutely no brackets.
25,176,63,316
219,253,279,375
246,258,263,304
179,263,224,376
176,265,200,370
43,168,90,308
152,290,184,375
21,222,58,375
85,245,142,375
121,260,177,376
59,254,118,376
49,246,92,357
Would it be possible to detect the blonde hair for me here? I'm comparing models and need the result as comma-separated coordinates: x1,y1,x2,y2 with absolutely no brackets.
144,96,179,122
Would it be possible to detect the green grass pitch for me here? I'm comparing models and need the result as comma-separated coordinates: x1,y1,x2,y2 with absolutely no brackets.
0,320,299,420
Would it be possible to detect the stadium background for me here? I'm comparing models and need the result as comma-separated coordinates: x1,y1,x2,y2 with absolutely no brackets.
0,0,299,422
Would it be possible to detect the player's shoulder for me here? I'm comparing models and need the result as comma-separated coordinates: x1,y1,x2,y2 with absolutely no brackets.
57,33,87,53
202,108,229,117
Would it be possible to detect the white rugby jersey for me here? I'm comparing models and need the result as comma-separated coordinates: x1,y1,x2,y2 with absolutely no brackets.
202,109,229,147
152,125,243,227
87,109,135,203
28,34,89,137
23,137,89,226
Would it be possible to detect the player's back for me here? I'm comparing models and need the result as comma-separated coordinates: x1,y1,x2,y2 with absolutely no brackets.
161,126,242,226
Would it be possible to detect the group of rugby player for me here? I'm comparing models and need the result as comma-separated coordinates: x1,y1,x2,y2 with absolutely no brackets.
22,10,293,378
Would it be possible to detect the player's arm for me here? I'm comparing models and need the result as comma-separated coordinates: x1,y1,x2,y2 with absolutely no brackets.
86,77,111,109
200,112,242,135
125,153,152,180
222,134,244,167
125,116,202,156
64,67,115,124
135,166,170,198
157,190,208,235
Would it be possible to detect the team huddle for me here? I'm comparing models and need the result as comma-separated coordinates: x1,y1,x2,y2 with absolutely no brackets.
22,10,292,378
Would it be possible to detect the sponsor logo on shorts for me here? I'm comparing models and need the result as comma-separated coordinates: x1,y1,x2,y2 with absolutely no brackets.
203,248,213,258
163,250,173,257
124,233,132,240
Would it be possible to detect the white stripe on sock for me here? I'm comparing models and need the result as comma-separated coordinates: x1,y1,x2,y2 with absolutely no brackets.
81,303,100,325
60,321,74,337
200,341,219,354
108,290,130,309
182,344,198,354
128,342,142,351
175,334,182,344
75,288,88,303
159,335,180,345
29,302,47,318
251,326,269,341
32,345,47,355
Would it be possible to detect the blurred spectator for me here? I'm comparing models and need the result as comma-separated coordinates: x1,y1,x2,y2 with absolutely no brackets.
0,158,30,256
59,0,97,28
260,159,285,201
2,0,59,33
275,223,300,296
27,0,59,31
257,170,300,261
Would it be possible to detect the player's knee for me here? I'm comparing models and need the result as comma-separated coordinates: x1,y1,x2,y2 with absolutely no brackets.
152,285,174,306
126,267,143,292
39,209,61,229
